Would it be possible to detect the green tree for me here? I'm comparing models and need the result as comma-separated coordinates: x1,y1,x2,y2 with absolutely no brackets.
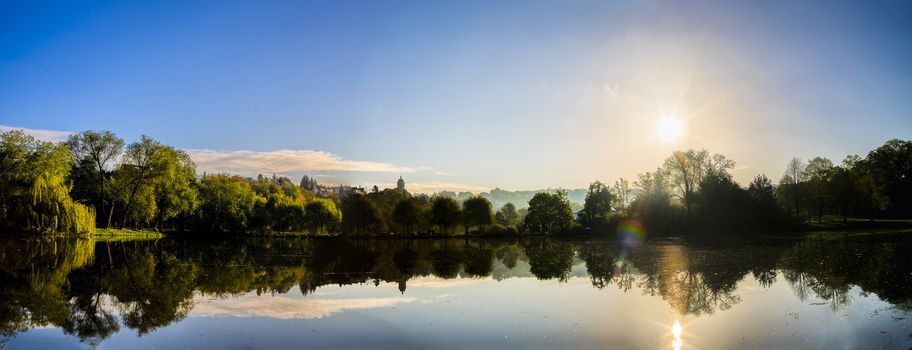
299,175,318,191
430,196,461,235
152,146,198,231
0,131,95,234
462,196,494,234
66,130,124,228
524,190,573,234
195,174,260,233
581,181,613,225
304,198,342,235
115,136,165,228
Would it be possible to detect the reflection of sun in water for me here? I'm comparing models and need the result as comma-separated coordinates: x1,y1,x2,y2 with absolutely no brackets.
671,320,683,350
656,115,682,142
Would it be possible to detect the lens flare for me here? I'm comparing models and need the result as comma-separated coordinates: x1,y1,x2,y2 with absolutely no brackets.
617,218,645,250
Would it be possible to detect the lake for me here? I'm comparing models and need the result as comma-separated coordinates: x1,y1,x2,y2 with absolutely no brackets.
1,234,910,349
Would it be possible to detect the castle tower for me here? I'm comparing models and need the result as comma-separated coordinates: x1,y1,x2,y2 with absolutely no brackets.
397,176,405,192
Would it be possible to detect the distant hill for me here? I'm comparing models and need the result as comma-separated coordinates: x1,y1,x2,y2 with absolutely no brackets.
435,187,587,211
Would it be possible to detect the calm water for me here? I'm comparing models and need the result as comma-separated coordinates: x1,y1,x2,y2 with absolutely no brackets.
1,235,911,349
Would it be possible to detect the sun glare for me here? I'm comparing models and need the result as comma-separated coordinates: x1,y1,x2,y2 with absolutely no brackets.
656,116,682,142
671,320,683,350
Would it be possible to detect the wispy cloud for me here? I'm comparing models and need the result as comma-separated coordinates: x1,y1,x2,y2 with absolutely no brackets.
0,125,72,142
186,149,414,176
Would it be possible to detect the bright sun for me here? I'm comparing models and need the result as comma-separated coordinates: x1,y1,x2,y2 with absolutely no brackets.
656,115,682,142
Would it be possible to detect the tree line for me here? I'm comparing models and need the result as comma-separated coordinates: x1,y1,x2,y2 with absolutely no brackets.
0,129,908,235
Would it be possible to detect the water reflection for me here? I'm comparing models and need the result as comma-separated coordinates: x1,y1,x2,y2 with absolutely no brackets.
0,235,911,346
671,320,682,350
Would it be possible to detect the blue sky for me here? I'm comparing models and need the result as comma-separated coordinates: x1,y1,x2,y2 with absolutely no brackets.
2,1,911,192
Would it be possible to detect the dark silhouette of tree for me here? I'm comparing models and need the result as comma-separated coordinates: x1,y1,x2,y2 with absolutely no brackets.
696,170,750,234
341,194,383,234
430,196,461,235
392,198,421,234
662,149,734,230
781,157,806,222
803,157,834,223
748,174,780,225
861,139,912,216
462,196,494,234
581,181,613,226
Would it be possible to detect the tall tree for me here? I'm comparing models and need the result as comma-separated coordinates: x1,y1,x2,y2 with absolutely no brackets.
581,181,613,225
783,157,806,221
662,149,734,229
430,196,461,235
341,194,383,234
748,174,778,225
862,139,912,216
392,198,421,234
66,130,124,228
612,178,633,217
495,203,519,227
803,157,834,223
304,198,342,235
462,196,494,233
152,146,198,231
116,136,165,228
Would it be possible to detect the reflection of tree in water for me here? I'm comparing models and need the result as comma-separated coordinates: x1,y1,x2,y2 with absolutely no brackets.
524,240,575,282
495,244,522,269
463,245,495,278
0,238,95,337
578,242,616,289
2,235,912,344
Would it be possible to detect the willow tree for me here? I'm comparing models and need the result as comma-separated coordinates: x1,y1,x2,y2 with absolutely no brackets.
0,130,95,234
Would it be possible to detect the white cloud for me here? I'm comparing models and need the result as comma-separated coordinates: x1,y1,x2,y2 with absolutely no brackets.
186,149,414,176
0,125,72,142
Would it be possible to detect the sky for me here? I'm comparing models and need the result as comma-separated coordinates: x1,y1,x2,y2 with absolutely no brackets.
1,1,911,193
